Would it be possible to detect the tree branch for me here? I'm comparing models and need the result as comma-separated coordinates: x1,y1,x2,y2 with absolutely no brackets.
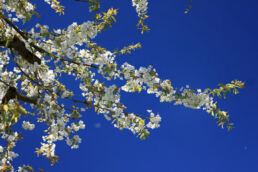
7,36,41,64
0,12,99,69
0,80,38,105
0,12,27,40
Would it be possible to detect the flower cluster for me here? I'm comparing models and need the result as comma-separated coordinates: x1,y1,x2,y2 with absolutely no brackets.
0,132,20,171
132,0,148,16
22,121,35,130
66,135,82,149
0,0,35,20
174,87,213,111
146,110,162,129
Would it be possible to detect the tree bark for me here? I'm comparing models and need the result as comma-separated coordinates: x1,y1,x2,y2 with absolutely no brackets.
7,36,41,64
2,86,37,104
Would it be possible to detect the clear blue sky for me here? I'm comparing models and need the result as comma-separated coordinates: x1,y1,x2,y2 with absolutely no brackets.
14,0,258,171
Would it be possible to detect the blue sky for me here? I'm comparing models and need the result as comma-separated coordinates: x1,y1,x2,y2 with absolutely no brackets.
13,0,258,171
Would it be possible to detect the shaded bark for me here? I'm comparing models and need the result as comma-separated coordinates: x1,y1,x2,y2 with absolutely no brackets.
4,36,41,64
2,86,37,104
0,40,5,46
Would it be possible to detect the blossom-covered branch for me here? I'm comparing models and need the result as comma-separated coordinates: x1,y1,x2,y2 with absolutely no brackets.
0,0,244,171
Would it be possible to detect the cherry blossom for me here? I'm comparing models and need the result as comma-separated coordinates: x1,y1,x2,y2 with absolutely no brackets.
0,0,244,171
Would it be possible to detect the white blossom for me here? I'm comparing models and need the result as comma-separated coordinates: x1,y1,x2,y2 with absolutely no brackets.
0,146,3,152
22,121,35,130
132,0,148,15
